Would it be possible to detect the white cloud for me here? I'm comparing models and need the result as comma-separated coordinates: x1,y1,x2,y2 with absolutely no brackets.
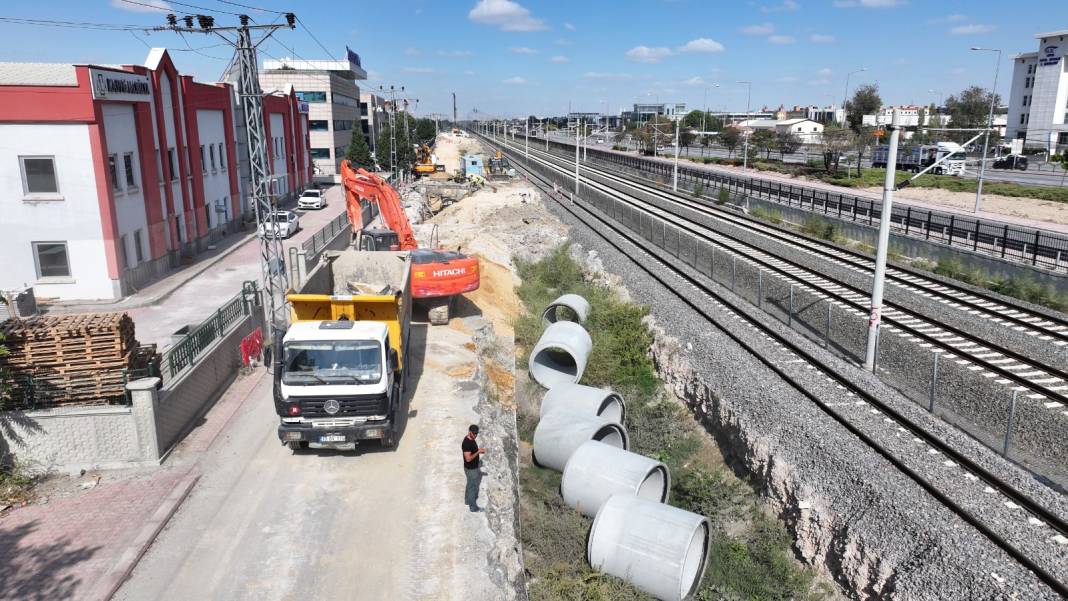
816,67,833,76
678,38,725,53
468,0,547,32
563,21,575,31
809,34,835,43
502,76,528,84
684,76,705,86
437,50,474,57
740,23,775,35
111,0,171,11
549,55,569,63
761,0,800,12
509,46,538,54
583,72,633,80
834,0,906,7
768,35,796,44
625,46,673,63
554,38,572,46
404,47,420,56
403,67,435,74
949,24,994,35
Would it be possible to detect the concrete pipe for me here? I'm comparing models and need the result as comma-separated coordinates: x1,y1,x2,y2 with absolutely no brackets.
528,321,593,389
540,383,626,424
588,495,710,601
531,412,629,473
541,293,591,325
561,441,668,518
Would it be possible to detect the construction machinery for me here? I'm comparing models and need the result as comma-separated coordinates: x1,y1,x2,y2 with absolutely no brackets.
486,150,514,179
340,160,479,324
413,143,445,177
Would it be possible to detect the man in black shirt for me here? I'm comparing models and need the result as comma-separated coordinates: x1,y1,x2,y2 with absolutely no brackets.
462,424,486,512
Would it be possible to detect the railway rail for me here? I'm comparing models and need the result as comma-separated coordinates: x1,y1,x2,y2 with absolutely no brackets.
479,131,1068,597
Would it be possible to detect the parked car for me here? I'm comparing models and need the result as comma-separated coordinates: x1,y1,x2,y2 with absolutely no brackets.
297,189,325,210
258,210,299,239
993,154,1028,170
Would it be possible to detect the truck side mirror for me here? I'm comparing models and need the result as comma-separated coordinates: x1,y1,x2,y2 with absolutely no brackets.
388,348,399,370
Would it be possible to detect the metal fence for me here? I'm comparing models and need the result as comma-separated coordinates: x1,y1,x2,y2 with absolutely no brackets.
162,281,260,380
536,136,1068,273
301,211,350,258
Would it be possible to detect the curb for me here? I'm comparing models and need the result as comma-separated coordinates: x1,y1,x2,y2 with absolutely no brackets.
91,470,201,601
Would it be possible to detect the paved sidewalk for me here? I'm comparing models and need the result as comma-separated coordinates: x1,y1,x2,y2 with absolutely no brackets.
0,368,267,601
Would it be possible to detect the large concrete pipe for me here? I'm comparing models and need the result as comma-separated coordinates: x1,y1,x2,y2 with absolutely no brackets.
531,412,628,472
528,321,593,389
541,293,591,324
561,441,669,518
540,383,626,424
588,495,710,601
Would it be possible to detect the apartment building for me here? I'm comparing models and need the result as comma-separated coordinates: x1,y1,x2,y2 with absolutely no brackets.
359,91,387,158
1006,29,1068,151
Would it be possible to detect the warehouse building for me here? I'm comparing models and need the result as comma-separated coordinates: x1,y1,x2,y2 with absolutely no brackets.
0,48,311,301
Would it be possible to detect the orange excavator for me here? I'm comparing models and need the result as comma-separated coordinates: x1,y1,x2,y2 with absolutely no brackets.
340,160,479,324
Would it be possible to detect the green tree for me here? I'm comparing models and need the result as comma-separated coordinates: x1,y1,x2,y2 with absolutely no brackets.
845,84,882,176
344,132,374,170
415,118,436,144
820,125,854,172
679,128,696,154
945,86,1001,142
752,129,777,159
375,128,393,170
775,130,802,160
719,126,742,157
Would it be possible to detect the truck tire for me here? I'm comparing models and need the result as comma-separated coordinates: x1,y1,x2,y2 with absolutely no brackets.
381,428,395,449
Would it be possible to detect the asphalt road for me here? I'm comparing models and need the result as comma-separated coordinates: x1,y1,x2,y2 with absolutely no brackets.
114,322,504,600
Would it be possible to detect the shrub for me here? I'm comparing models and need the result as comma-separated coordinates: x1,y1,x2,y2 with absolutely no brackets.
717,188,730,205
800,215,841,242
693,181,705,198
749,206,783,224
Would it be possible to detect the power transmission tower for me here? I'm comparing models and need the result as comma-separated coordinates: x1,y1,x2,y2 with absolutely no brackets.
157,12,296,357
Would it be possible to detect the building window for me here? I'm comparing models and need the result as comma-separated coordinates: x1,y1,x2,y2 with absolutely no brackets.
19,156,59,195
218,143,226,170
167,147,178,181
310,147,331,159
32,241,70,279
1059,133,1068,145
200,145,206,171
1020,113,1026,125
134,229,145,263
124,153,137,188
209,144,216,171
109,154,120,191
295,91,327,103
119,234,130,269
333,120,353,131
309,120,329,131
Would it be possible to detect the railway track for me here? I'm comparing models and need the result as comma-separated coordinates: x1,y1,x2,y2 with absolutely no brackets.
500,136,1068,417
479,132,1068,597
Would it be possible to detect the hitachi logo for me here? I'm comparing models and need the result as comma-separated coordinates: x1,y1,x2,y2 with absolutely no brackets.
432,268,465,277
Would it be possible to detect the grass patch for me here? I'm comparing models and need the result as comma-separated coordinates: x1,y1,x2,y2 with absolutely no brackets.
749,206,783,225
816,168,1068,203
800,215,844,243
0,460,37,507
932,256,1068,311
515,245,829,601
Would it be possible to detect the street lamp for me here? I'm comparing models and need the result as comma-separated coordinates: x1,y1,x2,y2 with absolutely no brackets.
737,81,751,170
701,83,720,152
971,46,1002,214
842,67,867,125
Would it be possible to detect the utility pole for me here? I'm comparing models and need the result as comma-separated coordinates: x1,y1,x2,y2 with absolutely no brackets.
865,109,900,372
738,81,752,171
544,119,548,151
525,119,529,159
452,92,457,125
575,118,581,196
842,67,867,126
672,121,681,191
971,47,1002,214
158,12,296,351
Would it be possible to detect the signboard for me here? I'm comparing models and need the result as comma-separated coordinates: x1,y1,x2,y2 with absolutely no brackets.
1039,45,1061,67
89,68,151,102
346,45,362,68
298,101,310,114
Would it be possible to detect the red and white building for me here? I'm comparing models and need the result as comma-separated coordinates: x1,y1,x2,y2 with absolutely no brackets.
0,48,311,301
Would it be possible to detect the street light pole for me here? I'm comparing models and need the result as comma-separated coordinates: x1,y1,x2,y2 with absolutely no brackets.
864,109,901,372
842,67,867,125
738,81,751,171
525,119,529,159
575,118,581,196
971,47,1002,214
672,119,681,191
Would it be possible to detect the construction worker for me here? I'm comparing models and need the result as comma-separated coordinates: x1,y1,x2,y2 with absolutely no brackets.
462,424,486,512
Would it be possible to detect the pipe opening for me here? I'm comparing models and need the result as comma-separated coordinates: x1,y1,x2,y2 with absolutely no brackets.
543,304,580,324
636,465,669,503
681,521,710,600
596,394,625,423
531,346,579,387
592,424,626,449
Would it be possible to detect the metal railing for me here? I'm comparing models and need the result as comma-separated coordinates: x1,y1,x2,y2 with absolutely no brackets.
301,211,350,259
162,282,259,380
535,136,1068,273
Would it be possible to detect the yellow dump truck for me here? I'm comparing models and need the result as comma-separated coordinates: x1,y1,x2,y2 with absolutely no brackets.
274,250,412,451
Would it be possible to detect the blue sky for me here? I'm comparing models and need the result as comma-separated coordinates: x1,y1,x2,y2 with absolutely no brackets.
0,0,1061,118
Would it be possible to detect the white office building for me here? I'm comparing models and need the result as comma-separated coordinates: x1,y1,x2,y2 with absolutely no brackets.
1006,30,1068,152
260,49,367,182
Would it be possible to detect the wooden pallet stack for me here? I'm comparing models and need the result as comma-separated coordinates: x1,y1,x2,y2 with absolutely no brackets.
0,312,155,409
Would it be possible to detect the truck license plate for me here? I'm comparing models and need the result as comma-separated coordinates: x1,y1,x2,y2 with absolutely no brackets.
320,434,346,443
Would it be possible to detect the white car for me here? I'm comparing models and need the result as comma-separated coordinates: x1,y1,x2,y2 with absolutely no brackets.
297,189,325,210
258,210,299,239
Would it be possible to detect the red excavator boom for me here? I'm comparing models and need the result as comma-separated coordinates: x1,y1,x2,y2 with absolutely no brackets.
340,160,418,250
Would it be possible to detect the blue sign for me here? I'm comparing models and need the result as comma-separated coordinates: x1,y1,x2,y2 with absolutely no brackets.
1039,45,1060,67
346,46,362,68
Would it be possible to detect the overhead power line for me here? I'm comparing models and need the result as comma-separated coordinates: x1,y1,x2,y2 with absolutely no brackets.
0,16,150,31
214,0,284,13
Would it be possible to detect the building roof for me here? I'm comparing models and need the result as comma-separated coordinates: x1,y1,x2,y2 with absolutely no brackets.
1011,52,1039,60
263,57,367,80
0,62,77,86
1035,30,1068,39
738,118,820,128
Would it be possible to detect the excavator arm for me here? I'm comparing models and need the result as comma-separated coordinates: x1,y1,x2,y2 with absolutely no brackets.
340,160,418,250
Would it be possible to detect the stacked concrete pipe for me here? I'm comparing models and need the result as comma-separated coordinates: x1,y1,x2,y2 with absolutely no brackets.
528,321,593,389
531,411,629,472
541,293,591,325
588,495,711,601
540,383,626,424
561,440,669,518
